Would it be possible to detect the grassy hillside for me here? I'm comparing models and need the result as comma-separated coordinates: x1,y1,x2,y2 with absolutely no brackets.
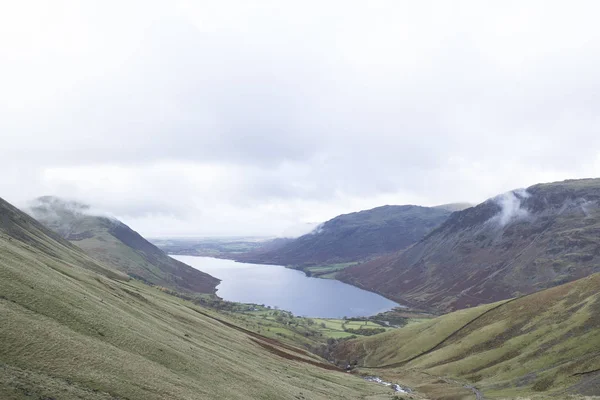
334,273,600,399
0,196,401,400
29,196,219,295
339,178,600,311
0,197,127,281
238,205,453,271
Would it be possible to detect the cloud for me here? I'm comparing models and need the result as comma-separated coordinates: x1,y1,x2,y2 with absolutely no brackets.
26,196,120,234
279,222,321,239
2,1,600,236
308,223,325,236
489,189,531,227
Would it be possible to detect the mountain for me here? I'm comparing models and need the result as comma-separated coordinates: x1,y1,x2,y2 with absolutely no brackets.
339,178,600,312
333,272,600,399
0,196,389,400
28,196,219,295
0,197,127,282
238,205,454,269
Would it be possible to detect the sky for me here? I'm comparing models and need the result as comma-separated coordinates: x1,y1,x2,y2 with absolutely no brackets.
2,0,600,237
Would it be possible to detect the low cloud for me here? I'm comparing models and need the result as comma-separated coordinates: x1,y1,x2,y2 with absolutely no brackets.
307,223,325,236
279,222,321,238
28,196,118,223
489,189,531,227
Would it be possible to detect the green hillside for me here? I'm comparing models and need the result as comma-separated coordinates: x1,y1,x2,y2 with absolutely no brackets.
334,273,600,399
0,197,399,400
29,196,219,295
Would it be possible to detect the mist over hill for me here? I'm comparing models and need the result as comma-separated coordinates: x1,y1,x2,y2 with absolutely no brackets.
28,196,219,295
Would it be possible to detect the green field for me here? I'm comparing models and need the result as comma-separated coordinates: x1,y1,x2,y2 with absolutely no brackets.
235,310,395,344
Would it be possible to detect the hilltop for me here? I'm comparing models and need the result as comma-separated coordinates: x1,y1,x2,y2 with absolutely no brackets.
339,178,600,311
237,205,455,273
333,272,600,398
0,196,397,399
28,196,219,295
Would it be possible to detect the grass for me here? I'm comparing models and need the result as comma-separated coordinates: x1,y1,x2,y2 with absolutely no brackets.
334,273,600,399
0,198,397,400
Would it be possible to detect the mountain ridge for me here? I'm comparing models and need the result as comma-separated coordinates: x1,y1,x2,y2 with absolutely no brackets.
237,204,455,270
339,178,600,312
28,196,220,295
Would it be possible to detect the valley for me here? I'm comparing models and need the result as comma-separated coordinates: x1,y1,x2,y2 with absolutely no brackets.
6,2,600,399
4,178,600,399
0,197,401,400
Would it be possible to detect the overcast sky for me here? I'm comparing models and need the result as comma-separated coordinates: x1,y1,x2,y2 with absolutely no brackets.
2,1,600,237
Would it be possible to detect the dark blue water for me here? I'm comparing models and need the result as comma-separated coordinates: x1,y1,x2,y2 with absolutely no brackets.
172,255,399,318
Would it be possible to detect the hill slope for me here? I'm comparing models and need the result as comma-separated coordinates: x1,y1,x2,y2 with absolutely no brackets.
0,197,127,281
339,178,600,311
333,272,600,398
0,196,392,400
239,205,454,268
28,196,219,295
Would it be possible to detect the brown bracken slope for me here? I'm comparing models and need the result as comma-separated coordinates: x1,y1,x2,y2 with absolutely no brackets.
339,178,600,312
238,204,454,267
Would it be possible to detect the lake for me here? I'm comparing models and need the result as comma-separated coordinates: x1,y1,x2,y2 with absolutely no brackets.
172,255,400,318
